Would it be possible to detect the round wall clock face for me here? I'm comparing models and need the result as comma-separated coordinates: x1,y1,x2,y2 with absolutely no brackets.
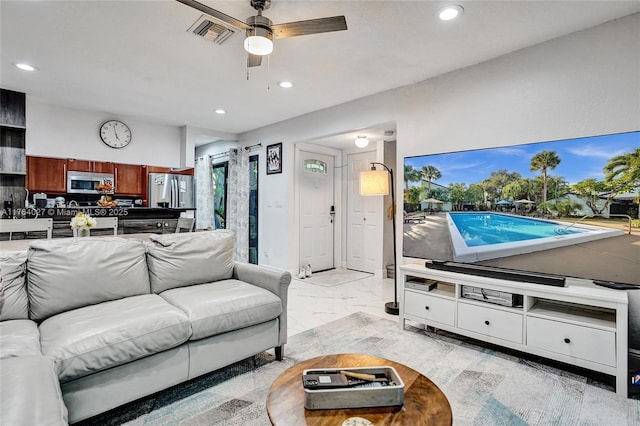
100,120,131,149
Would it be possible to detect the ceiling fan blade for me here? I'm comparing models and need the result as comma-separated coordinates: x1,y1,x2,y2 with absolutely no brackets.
176,0,251,30
272,16,347,39
247,53,263,67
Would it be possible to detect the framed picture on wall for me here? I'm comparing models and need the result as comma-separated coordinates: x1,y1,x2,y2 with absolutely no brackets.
266,143,283,175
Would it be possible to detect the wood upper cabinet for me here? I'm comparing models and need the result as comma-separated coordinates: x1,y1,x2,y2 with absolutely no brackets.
67,159,114,174
114,163,143,196
26,156,67,193
146,166,172,174
0,89,26,128
93,161,115,173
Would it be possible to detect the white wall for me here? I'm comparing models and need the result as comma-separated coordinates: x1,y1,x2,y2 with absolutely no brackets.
26,98,182,166
239,13,640,271
195,140,241,161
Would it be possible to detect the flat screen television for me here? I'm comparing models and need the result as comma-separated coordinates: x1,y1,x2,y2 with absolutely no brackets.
402,131,639,286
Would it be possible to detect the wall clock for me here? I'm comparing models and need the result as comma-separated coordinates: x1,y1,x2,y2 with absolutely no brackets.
100,120,132,149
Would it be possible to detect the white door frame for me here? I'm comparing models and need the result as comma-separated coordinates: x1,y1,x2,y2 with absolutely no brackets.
294,143,343,274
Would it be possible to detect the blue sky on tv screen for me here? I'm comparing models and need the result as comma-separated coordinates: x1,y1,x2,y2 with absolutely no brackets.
404,131,639,187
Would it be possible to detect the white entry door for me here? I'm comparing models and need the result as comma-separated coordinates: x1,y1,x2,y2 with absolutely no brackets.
347,151,378,273
299,150,335,272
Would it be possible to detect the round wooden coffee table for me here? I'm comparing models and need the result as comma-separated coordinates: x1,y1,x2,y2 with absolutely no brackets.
266,353,452,426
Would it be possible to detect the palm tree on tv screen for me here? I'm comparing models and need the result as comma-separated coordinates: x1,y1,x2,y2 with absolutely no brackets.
604,148,640,187
420,165,442,193
604,148,640,218
421,165,442,210
404,165,421,191
530,150,561,203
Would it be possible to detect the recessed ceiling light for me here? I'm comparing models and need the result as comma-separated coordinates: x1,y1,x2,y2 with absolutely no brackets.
15,63,36,71
215,109,226,115
277,81,294,88
438,5,464,21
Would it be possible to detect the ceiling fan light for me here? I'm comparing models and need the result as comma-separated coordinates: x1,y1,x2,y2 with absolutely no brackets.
355,136,369,148
244,26,273,56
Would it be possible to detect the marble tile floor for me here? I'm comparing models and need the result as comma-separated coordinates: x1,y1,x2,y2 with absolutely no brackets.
286,270,397,336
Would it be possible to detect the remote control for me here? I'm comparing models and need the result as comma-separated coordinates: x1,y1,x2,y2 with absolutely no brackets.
592,280,639,290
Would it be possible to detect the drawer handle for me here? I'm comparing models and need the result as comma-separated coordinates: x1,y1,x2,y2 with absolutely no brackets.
564,338,571,344
484,320,490,325
425,306,430,310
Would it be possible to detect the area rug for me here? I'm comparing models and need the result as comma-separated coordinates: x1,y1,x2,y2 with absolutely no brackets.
301,268,373,287
78,312,639,426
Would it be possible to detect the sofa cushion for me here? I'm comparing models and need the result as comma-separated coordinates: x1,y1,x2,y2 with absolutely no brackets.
39,294,191,383
0,355,68,426
0,251,29,320
160,279,283,340
27,237,151,321
146,230,235,294
0,319,40,358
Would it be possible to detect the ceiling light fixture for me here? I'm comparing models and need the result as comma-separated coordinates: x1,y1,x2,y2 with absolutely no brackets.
277,81,294,88
243,16,274,56
15,63,36,71
354,136,369,148
215,109,226,114
438,5,464,21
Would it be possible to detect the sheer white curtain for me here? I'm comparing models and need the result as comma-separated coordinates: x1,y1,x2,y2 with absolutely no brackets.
227,148,250,262
195,157,215,230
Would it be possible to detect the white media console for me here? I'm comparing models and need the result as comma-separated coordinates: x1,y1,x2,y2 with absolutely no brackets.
399,263,629,396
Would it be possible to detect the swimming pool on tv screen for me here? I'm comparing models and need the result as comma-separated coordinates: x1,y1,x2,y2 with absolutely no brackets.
445,212,624,262
449,212,583,247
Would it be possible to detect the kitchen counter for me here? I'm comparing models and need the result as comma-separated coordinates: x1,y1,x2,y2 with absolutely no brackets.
1,207,196,240
0,233,156,252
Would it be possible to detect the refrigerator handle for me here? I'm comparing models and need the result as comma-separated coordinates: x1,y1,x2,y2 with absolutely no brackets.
174,178,179,208
171,178,177,208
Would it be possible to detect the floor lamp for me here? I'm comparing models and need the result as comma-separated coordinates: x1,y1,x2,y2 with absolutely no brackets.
359,162,399,315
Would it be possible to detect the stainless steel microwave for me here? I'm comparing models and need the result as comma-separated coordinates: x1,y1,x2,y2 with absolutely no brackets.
67,171,115,194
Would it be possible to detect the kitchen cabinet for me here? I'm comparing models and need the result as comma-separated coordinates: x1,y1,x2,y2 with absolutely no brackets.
146,166,172,174
67,159,114,174
26,156,67,194
1,127,26,175
1,89,27,211
0,89,26,128
114,163,143,196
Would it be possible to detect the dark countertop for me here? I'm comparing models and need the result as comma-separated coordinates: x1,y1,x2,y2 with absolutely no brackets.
2,206,195,221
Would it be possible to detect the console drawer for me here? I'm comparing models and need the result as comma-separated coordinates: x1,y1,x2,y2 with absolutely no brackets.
404,290,455,326
526,316,616,367
457,302,523,343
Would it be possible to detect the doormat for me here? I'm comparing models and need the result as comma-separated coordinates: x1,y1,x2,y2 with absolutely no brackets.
301,268,373,287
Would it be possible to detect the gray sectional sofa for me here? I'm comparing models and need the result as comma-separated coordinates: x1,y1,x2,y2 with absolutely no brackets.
0,230,291,424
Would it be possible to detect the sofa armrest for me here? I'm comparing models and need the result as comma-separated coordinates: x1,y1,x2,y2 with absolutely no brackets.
233,262,291,299
233,262,291,348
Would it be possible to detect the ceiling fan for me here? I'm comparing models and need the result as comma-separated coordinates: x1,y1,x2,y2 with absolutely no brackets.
176,0,347,67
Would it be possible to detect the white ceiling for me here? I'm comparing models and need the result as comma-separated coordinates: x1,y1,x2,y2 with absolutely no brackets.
2,1,639,146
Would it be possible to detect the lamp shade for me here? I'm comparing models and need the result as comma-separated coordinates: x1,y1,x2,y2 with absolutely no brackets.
360,169,389,196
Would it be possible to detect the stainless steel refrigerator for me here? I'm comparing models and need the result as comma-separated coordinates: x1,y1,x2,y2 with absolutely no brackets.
148,173,195,208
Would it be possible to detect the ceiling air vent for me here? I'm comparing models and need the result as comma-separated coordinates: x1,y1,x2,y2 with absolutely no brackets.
188,14,237,45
